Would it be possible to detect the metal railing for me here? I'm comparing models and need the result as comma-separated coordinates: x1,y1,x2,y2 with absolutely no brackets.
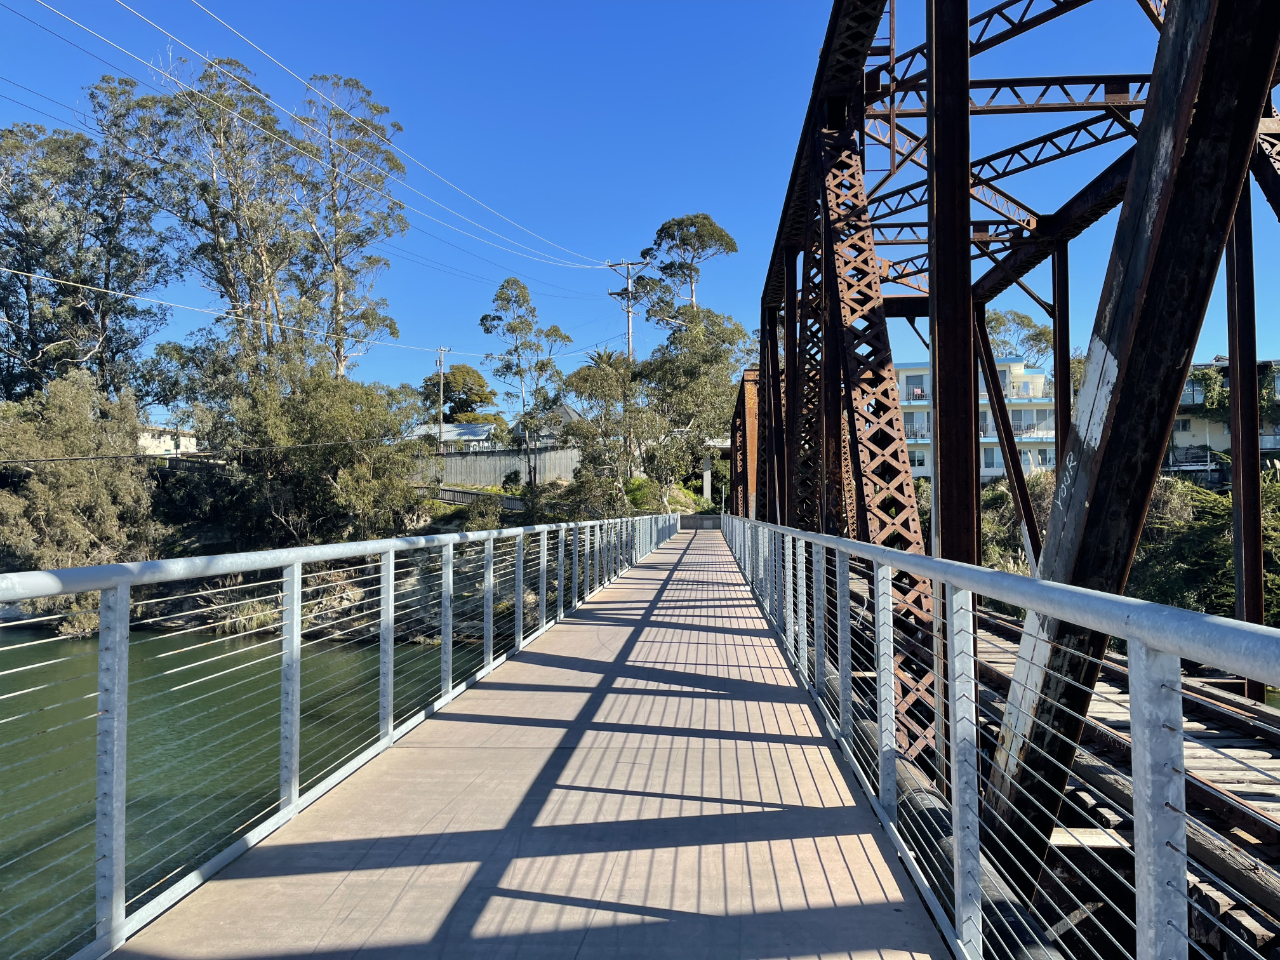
722,515,1280,960
0,514,679,960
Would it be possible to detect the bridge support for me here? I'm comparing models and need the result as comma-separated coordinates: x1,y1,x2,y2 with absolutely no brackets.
986,0,1280,890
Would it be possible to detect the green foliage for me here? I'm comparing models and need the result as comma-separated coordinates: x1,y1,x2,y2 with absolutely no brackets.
290,75,408,376
158,368,429,550
479,277,571,478
422,362,499,421
985,308,1052,368
0,371,161,578
0,79,176,402
640,213,737,307
462,493,503,532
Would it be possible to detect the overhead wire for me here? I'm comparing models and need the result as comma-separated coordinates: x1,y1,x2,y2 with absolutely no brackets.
185,0,607,267
117,0,600,269
31,0,606,271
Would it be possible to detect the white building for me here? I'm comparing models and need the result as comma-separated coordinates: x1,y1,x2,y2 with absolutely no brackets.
138,427,198,456
895,356,1058,482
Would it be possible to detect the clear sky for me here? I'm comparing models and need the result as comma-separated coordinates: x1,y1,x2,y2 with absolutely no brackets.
1,0,1275,411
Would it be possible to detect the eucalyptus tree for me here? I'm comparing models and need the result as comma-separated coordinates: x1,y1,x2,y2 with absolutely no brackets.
479,277,571,489
150,59,302,362
641,212,737,309
291,75,407,376
0,78,174,401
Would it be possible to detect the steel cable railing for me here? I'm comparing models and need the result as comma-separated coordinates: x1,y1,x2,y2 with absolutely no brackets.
723,514,1280,960
0,513,678,960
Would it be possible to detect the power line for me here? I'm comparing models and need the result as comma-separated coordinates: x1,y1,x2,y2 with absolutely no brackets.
29,0,607,271
186,0,607,267
0,4,613,295
0,265,624,362
0,82,600,304
0,1,166,97
115,0,601,270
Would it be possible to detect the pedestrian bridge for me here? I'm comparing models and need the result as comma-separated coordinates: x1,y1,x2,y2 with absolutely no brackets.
6,516,1280,960
113,530,944,959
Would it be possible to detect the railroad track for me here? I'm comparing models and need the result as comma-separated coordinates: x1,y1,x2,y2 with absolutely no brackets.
973,612,1280,958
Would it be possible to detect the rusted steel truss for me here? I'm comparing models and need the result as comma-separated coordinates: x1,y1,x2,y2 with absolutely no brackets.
733,0,1280,904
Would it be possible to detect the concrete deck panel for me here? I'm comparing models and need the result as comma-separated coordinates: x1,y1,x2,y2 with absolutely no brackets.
116,531,948,960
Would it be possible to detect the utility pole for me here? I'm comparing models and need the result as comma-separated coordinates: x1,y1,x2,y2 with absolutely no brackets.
436,346,451,454
608,259,650,360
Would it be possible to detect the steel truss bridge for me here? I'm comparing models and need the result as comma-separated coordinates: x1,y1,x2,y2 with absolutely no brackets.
726,0,1280,958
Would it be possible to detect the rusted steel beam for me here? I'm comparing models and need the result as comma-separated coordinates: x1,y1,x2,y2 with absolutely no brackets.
1226,187,1266,701
884,294,931,318
985,0,1280,892
1253,102,1280,221
929,0,979,565
762,0,889,307
784,250,801,528
865,0,1096,92
744,370,760,519
762,303,787,524
867,73,1149,117
971,146,1133,303
1052,241,1071,474
975,306,1042,567
794,189,827,533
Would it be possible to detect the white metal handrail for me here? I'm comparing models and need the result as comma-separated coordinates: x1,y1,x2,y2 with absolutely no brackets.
722,514,1280,960
0,514,679,960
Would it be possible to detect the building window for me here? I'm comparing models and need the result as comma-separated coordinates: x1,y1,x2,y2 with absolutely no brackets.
1173,418,1191,433
983,447,997,469
905,374,925,400
980,410,989,435
1037,448,1053,466
1036,409,1049,426
1021,449,1031,468
909,451,926,467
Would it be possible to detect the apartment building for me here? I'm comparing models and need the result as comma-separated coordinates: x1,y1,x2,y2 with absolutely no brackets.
1165,360,1280,474
895,356,1057,482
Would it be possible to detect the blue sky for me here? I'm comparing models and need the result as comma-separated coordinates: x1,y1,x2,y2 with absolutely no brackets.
1,0,1275,413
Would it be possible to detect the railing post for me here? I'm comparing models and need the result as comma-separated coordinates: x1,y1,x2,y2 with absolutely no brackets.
784,535,795,652
1130,638,1188,960
280,562,301,811
95,581,129,949
557,527,565,620
812,543,825,697
514,535,525,650
947,584,982,960
572,524,580,609
874,561,896,821
379,551,394,741
595,522,602,592
483,537,494,667
441,543,454,694
837,552,851,740
539,530,548,629
795,540,807,676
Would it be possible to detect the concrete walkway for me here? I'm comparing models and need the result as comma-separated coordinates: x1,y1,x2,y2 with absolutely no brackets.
118,531,947,960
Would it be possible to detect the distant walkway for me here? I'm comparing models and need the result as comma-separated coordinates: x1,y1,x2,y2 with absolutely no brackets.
118,532,946,960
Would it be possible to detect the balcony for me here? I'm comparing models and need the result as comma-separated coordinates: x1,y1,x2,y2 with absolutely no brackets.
900,387,930,401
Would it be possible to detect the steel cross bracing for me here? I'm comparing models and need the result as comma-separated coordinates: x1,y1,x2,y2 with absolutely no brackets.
731,0,1280,949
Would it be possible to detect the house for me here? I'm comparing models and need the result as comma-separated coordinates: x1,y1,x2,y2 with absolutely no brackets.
1164,359,1280,477
895,356,1058,482
411,422,499,452
138,427,198,456
511,403,583,445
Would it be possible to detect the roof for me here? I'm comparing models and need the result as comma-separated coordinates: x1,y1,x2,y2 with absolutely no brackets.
411,422,496,442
